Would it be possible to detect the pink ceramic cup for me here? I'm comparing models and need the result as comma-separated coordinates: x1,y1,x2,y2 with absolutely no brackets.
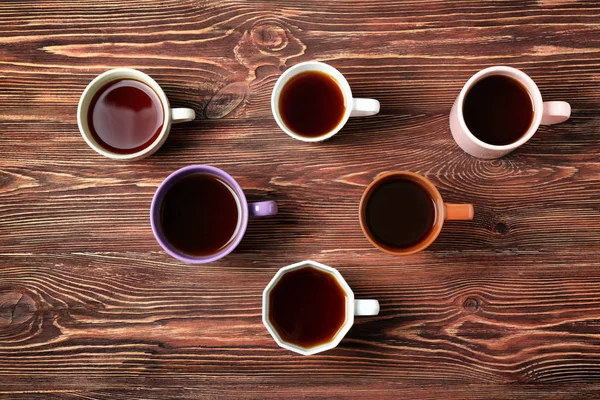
449,66,571,159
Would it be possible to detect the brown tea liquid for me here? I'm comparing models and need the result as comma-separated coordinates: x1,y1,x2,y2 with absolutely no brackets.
278,71,346,138
160,174,241,257
269,266,347,349
463,75,534,146
88,79,164,154
365,177,436,249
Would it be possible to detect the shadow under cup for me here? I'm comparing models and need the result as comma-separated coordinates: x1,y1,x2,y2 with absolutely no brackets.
150,166,277,264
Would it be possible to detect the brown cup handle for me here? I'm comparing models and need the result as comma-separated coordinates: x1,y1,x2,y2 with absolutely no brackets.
445,203,474,221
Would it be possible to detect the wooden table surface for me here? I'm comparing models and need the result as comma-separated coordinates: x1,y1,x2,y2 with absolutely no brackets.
1,1,600,398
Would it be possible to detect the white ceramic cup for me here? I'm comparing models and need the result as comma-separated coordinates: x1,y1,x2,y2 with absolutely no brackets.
449,66,571,159
262,260,380,356
271,61,380,142
77,68,196,160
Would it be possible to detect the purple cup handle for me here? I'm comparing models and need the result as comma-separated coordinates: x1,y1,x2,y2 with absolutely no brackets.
248,201,277,217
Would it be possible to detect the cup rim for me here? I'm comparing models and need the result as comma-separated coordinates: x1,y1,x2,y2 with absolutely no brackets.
150,165,249,264
359,171,445,255
77,68,172,160
456,66,544,151
262,260,355,355
271,61,353,142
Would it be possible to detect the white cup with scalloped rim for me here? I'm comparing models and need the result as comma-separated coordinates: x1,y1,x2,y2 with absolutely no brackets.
262,260,380,355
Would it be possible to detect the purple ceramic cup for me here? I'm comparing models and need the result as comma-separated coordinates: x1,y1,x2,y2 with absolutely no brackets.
150,165,278,263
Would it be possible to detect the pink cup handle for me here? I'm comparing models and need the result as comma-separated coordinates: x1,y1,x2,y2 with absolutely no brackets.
541,101,571,125
248,201,278,217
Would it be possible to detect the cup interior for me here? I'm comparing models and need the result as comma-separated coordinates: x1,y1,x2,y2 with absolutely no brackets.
262,260,355,355
359,171,445,255
77,68,172,160
457,66,544,150
271,62,353,142
150,166,249,264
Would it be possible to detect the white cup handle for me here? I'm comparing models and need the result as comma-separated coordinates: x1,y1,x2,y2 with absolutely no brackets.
350,98,380,117
354,299,380,316
171,108,196,124
541,101,570,125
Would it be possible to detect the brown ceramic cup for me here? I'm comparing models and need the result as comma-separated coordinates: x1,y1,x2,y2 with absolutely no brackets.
359,171,474,255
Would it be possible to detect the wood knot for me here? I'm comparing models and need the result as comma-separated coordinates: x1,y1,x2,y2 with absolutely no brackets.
234,20,305,71
251,23,288,52
0,170,13,189
0,169,39,193
462,297,480,313
493,222,508,235
0,290,37,327
205,82,248,119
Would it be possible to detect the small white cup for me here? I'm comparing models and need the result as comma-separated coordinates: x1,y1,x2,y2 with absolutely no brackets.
449,66,571,159
271,62,380,142
77,68,196,160
263,260,380,356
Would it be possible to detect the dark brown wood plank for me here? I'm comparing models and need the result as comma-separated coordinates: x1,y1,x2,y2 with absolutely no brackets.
1,0,600,398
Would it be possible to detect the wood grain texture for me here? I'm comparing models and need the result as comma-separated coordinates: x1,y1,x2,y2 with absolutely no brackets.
1,0,600,398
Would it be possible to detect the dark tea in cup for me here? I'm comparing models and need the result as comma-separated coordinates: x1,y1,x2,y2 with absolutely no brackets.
363,176,437,249
88,79,165,154
278,70,346,138
268,265,347,348
463,75,534,146
159,173,241,257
